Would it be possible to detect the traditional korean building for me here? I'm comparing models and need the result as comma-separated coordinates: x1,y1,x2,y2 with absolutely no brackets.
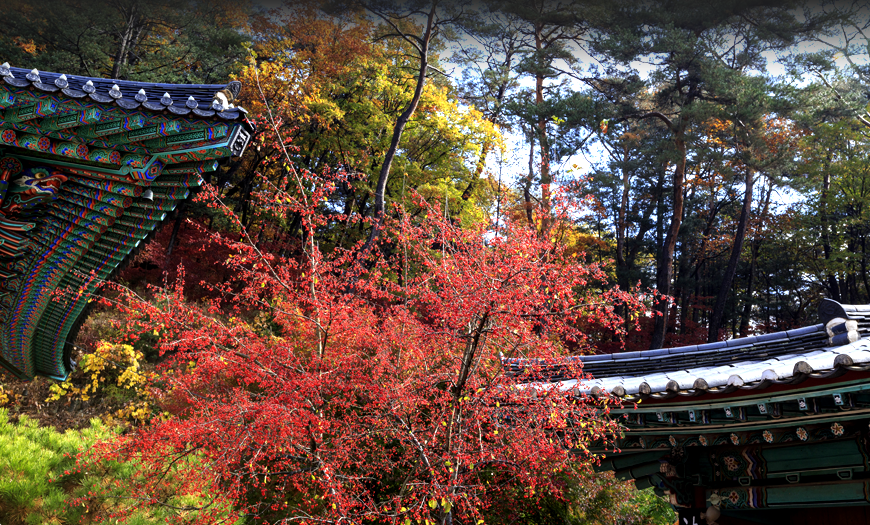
0,64,252,381
506,299,870,524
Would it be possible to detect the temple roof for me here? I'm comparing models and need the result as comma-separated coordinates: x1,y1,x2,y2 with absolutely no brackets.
504,299,870,401
1,64,246,120
502,301,870,514
0,65,253,380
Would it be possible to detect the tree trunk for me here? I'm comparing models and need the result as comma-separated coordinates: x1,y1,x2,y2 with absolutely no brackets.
523,138,535,227
112,3,141,79
460,142,492,201
708,167,755,342
848,264,859,303
534,23,551,235
616,143,630,325
164,202,186,271
677,252,692,335
650,136,686,350
739,185,770,335
739,240,759,336
361,2,436,254
862,234,870,302
615,143,629,276
821,172,841,300
693,262,702,325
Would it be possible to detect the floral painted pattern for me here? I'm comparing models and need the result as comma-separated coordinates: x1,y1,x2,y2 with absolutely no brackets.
728,490,741,504
796,427,808,441
763,430,773,443
723,455,740,472
699,435,708,446
669,435,677,447
730,433,740,445
832,422,844,436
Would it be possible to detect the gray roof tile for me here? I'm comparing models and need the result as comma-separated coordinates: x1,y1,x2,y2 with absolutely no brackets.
2,65,247,120
508,301,870,398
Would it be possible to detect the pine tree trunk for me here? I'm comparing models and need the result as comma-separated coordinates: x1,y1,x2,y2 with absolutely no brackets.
821,172,841,300
524,138,535,227
739,242,758,336
112,3,141,79
708,167,755,343
534,23,551,235
650,137,686,350
862,235,870,302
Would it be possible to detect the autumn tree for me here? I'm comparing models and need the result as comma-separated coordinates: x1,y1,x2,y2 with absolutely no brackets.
320,0,476,253
223,1,498,262
82,127,646,524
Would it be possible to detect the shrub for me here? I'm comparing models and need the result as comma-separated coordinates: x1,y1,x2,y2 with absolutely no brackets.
46,342,157,425
0,382,10,407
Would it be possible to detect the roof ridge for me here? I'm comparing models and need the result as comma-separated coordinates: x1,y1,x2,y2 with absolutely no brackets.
1,64,246,119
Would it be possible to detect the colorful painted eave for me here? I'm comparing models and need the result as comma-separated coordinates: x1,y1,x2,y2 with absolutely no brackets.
0,65,253,381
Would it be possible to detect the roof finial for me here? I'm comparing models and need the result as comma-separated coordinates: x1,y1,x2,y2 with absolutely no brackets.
54,74,68,89
26,68,40,83
0,63,11,77
186,95,198,109
212,81,241,111
82,80,95,94
109,84,122,99
135,88,147,102
160,92,172,106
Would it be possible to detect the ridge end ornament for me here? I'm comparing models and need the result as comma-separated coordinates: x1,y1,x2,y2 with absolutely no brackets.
213,80,241,110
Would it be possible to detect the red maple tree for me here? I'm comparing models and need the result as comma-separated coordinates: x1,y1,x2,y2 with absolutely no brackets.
76,79,648,524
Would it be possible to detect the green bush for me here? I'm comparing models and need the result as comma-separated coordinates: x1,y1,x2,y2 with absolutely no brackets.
0,408,241,525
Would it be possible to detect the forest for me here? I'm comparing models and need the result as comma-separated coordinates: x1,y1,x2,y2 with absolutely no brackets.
0,0,869,523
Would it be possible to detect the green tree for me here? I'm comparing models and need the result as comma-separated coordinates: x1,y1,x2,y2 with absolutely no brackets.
793,120,870,304
589,0,810,348
494,0,609,234
0,0,251,83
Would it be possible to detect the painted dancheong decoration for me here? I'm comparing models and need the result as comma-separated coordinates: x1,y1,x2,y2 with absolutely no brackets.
0,63,252,380
506,299,870,524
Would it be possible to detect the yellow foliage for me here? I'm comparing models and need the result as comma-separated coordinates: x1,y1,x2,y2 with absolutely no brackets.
47,341,156,424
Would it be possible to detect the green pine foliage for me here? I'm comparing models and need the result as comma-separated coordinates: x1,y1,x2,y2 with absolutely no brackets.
0,409,241,525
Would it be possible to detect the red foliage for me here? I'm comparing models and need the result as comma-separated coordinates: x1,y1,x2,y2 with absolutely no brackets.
121,217,235,301
79,91,649,525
